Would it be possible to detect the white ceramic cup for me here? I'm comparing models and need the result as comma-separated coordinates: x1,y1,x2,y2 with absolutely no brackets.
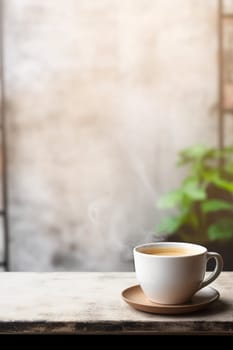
133,242,223,305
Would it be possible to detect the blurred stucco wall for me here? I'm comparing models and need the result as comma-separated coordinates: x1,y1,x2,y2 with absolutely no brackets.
1,0,225,270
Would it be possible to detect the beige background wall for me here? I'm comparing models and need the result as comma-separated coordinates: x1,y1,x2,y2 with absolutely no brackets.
1,0,227,270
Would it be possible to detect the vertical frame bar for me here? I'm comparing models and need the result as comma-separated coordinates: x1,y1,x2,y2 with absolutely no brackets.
218,0,224,150
0,0,9,271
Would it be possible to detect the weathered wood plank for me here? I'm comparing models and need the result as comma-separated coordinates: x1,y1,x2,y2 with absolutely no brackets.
0,272,232,334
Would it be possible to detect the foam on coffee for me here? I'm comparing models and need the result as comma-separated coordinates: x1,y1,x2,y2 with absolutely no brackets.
139,246,197,256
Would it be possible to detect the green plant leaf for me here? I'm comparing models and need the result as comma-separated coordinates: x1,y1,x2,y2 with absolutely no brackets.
203,171,233,192
208,218,233,240
221,145,233,154
225,162,233,174
201,200,233,213
156,144,233,242
156,216,184,234
212,176,233,192
180,145,210,159
183,179,206,200
177,145,215,166
157,189,183,209
177,144,233,168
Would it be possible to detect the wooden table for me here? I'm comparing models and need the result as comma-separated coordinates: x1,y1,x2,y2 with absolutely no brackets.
0,272,232,335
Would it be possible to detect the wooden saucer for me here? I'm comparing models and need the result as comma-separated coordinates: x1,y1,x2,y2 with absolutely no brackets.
122,285,219,315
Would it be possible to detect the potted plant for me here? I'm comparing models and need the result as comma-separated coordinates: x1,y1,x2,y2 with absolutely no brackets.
156,144,233,269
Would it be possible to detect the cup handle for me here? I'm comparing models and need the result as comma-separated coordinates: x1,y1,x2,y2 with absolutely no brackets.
200,252,223,289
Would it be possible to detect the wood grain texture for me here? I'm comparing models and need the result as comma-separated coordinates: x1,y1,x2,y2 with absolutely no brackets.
0,272,232,334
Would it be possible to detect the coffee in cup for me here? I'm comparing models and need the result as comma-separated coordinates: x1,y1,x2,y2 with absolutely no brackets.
133,242,223,305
